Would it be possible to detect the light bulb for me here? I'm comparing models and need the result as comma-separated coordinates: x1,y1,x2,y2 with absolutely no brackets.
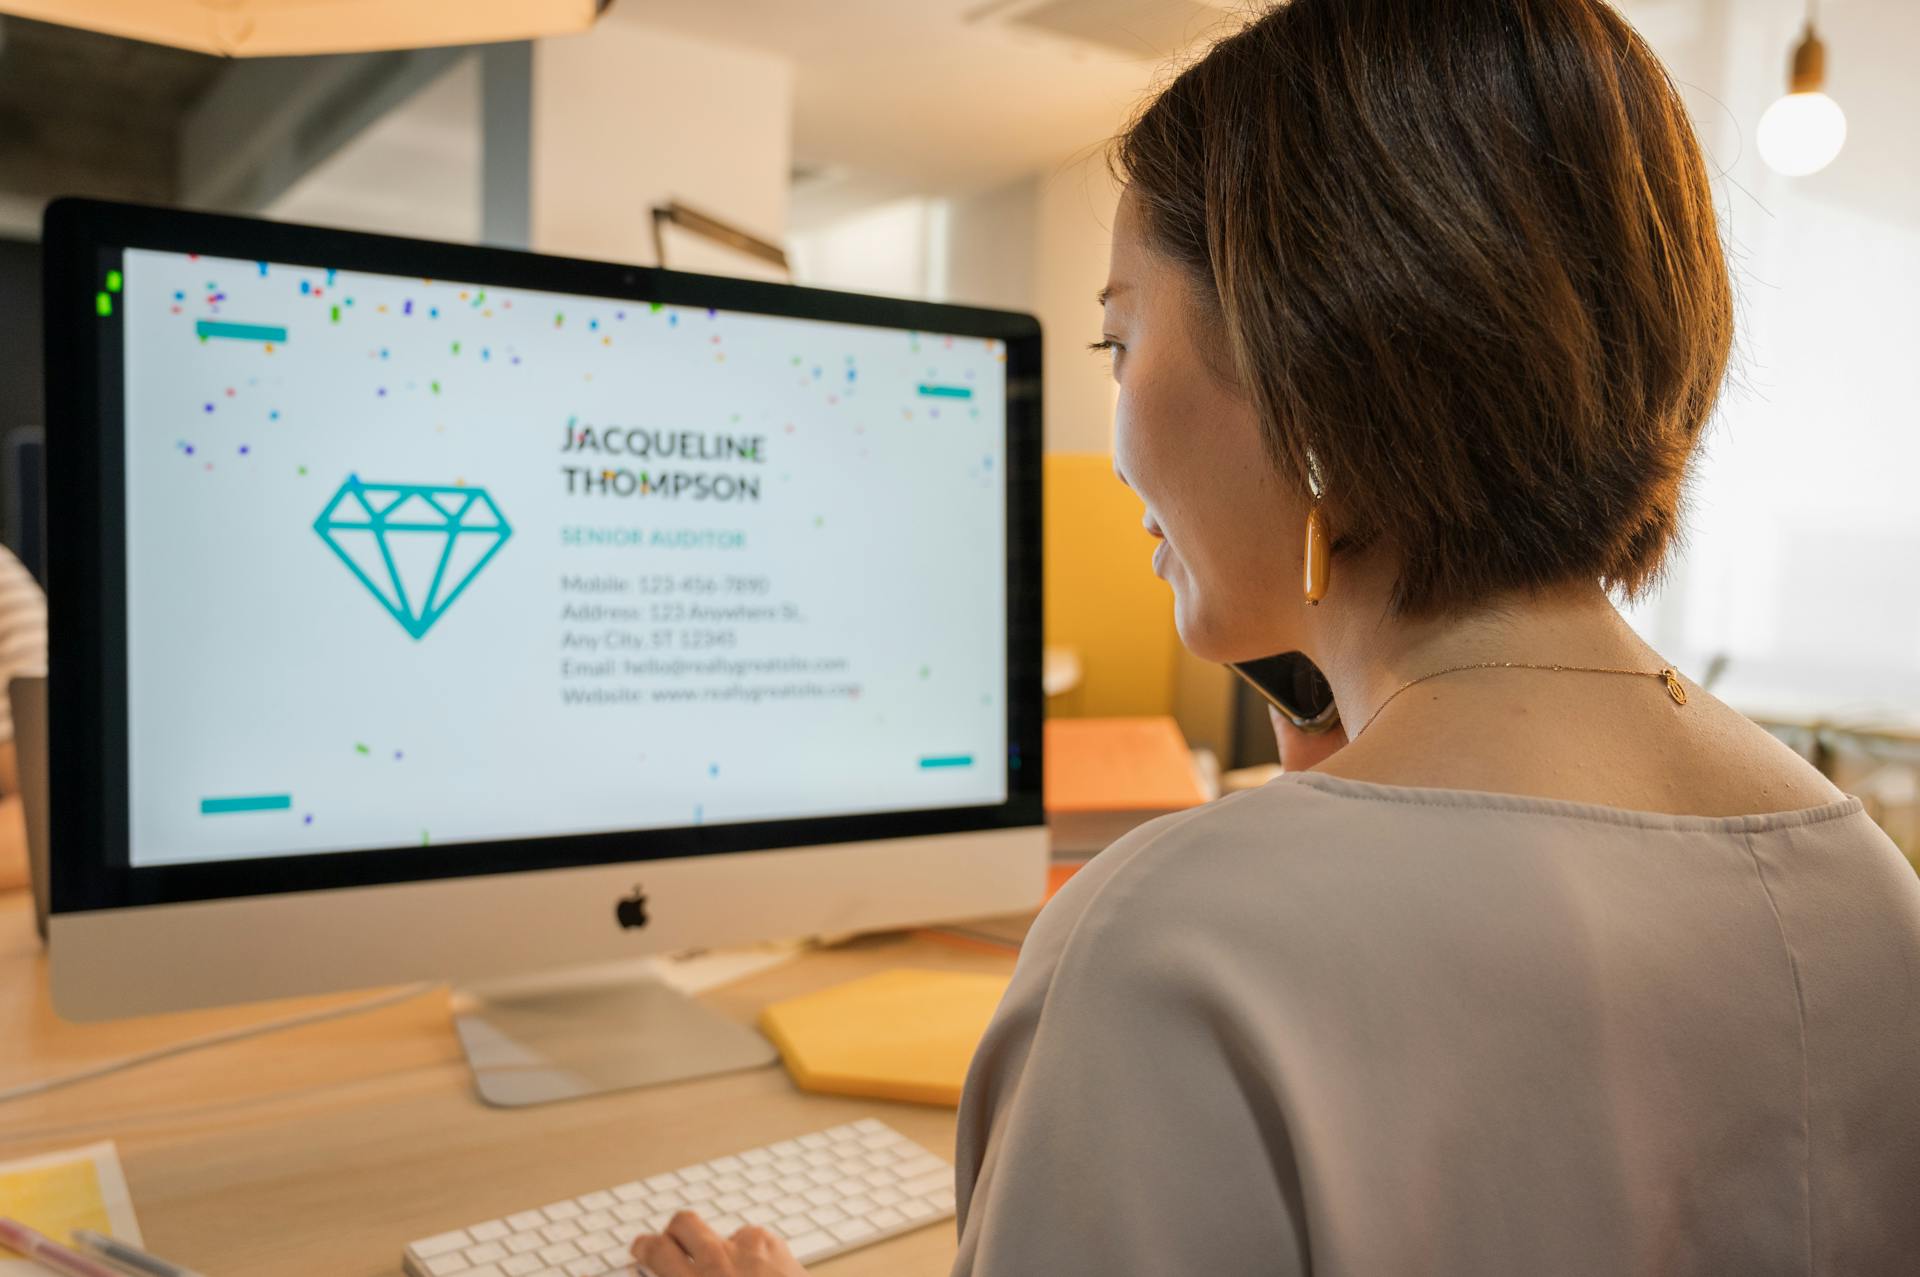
1757,91,1847,177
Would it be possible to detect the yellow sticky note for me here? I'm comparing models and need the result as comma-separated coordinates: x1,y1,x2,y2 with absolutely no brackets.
0,1159,111,1238
760,968,1010,1107
0,1142,140,1268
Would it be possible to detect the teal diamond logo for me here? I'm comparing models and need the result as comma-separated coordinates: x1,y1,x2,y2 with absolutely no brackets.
314,476,512,640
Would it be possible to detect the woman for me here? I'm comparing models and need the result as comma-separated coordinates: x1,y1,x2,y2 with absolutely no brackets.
633,0,1920,1272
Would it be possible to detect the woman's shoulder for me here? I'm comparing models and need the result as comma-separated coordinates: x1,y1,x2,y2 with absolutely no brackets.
1020,768,1884,987
1020,776,1365,961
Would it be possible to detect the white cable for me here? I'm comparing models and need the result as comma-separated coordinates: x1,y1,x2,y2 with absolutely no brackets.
0,981,440,1105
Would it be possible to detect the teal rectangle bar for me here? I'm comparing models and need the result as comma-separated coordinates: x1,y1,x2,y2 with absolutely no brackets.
919,755,975,769
915,384,973,400
195,320,288,343
200,794,292,815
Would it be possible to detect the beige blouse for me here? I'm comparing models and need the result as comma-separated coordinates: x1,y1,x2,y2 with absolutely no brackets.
952,772,1920,1275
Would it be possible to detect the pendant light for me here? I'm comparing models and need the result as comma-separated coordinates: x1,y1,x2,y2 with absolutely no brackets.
0,0,609,57
1757,0,1847,177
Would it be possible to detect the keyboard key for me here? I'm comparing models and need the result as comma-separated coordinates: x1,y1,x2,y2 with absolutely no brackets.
707,1213,743,1235
869,1207,905,1230
538,1242,581,1265
471,1221,510,1243
575,1231,617,1255
742,1206,778,1226
825,1124,859,1140
505,1234,545,1254
809,1206,847,1228
852,1118,888,1134
775,1214,813,1238
870,1187,903,1206
564,1259,607,1277
503,1256,544,1276
797,1133,830,1149
424,1256,468,1277
466,1242,509,1264
898,1170,952,1198
542,1202,584,1222
507,1211,546,1231
803,1187,838,1207
576,1211,614,1232
900,1198,935,1221
841,1194,875,1216
895,1155,946,1179
771,1196,809,1216
827,1217,877,1245
742,1149,774,1165
767,1140,802,1156
410,1231,473,1260
789,1231,837,1262
644,1172,682,1191
611,1182,646,1203
540,1222,580,1243
710,1155,745,1173
680,1164,715,1183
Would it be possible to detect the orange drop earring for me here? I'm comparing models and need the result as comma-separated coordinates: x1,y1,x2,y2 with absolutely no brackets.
1303,505,1330,605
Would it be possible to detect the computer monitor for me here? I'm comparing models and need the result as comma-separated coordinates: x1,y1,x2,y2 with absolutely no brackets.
42,199,1045,1100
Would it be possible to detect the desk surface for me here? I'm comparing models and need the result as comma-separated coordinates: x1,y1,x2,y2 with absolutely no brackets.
0,891,1017,1276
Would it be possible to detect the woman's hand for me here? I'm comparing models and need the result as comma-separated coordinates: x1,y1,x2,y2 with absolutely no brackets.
1270,705,1349,772
630,1212,810,1277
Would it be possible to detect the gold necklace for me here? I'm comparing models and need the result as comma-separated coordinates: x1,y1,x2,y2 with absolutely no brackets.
1354,660,1688,739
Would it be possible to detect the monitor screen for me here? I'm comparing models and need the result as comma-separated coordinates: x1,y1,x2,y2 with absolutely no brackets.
111,248,1013,868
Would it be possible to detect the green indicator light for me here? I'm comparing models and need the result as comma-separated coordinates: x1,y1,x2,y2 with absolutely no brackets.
105,269,123,293
95,292,112,317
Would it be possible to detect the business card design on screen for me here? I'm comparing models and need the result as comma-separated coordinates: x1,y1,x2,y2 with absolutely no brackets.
314,475,513,640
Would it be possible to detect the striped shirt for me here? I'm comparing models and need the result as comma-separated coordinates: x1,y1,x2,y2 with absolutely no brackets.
0,544,45,743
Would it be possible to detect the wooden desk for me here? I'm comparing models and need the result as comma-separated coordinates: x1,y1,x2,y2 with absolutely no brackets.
0,890,1018,1276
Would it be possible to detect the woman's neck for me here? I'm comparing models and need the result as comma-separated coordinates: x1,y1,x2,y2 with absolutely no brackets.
1300,558,1659,742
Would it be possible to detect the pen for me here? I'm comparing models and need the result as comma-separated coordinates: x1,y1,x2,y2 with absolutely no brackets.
73,1230,207,1277
0,1219,125,1277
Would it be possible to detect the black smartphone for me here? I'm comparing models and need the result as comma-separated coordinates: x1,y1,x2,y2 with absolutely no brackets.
1230,651,1341,734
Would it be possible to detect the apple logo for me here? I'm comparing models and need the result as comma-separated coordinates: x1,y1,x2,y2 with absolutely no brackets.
615,886,649,930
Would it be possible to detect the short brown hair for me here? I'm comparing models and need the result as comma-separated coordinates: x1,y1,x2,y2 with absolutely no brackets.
1115,0,1733,614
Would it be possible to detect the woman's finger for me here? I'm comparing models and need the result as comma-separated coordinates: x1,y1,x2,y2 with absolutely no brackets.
665,1210,729,1268
631,1228,697,1277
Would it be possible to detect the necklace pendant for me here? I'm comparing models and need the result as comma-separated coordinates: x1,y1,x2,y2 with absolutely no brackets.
1661,668,1688,706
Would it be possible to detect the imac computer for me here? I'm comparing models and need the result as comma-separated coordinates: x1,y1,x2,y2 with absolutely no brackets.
41,199,1045,1104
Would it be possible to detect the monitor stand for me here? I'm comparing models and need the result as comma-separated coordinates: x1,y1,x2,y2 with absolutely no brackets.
452,958,782,1108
